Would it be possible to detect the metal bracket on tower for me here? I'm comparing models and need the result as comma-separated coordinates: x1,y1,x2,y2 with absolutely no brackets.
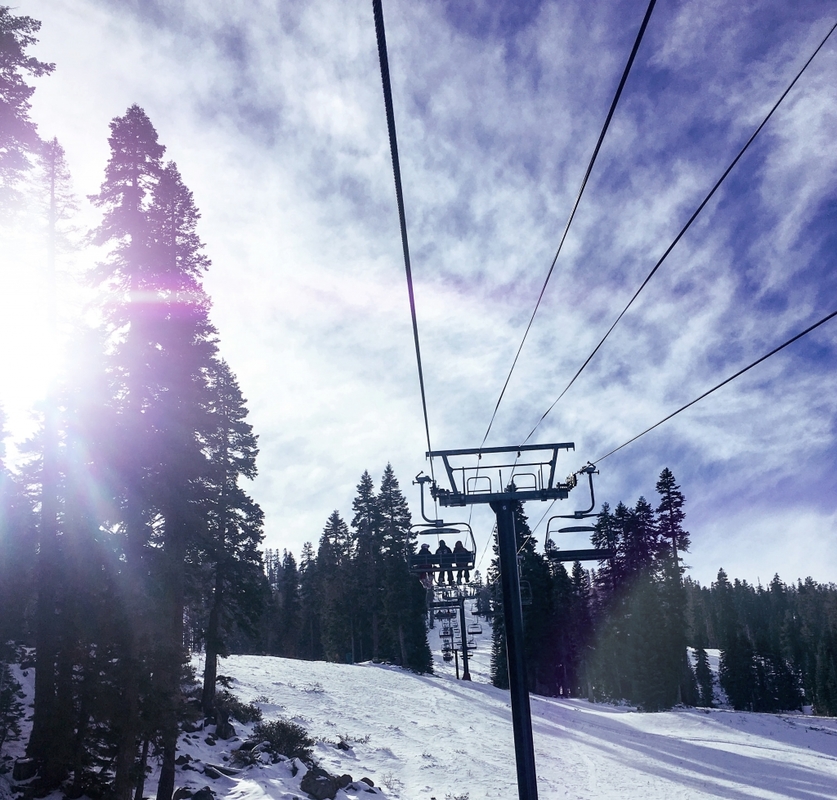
423,442,582,800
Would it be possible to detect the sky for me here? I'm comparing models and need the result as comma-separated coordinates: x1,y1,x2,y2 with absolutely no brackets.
1,0,836,586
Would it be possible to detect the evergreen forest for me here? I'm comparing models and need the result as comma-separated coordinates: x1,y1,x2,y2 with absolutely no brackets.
2,6,837,800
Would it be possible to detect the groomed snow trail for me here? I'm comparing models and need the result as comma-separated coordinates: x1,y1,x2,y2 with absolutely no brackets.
5,612,837,800
207,612,837,799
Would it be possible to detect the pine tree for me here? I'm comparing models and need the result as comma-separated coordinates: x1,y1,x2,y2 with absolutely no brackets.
591,502,620,600
351,471,380,661
376,465,431,672
569,562,592,698
655,468,691,706
0,408,36,644
655,467,690,561
297,542,322,660
88,106,221,800
317,511,354,662
55,329,124,794
27,137,78,786
720,631,756,710
488,549,508,689
378,464,413,560
694,646,714,707
0,5,54,206
278,551,301,657
88,112,167,800
200,359,264,715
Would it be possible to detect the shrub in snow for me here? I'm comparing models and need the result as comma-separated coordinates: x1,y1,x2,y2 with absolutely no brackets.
242,719,314,764
214,690,262,724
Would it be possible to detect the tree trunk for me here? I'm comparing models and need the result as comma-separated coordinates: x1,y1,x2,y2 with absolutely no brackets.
28,404,61,781
113,655,140,800
398,622,408,668
156,525,186,800
113,493,145,800
202,564,225,715
133,739,150,800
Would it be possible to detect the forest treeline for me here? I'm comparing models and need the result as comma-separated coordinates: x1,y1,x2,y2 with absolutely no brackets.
462,470,837,716
0,7,265,800
239,468,432,672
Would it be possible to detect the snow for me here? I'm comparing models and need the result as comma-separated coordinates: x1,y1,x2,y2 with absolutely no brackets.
4,613,837,800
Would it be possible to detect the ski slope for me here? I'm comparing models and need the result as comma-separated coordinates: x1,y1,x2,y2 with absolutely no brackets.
195,615,837,799
4,611,837,800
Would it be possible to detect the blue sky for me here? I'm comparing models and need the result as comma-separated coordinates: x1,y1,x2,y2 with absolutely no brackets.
2,0,836,585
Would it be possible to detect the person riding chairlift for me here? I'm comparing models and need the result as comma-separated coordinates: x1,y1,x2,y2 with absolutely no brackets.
453,540,470,584
435,539,454,586
417,542,433,589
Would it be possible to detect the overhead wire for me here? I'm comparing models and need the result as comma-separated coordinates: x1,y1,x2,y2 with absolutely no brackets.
591,307,837,465
521,18,837,447
478,0,659,452
372,0,435,483
476,520,497,574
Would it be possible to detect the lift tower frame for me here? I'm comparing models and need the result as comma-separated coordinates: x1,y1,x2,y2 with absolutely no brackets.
427,443,579,800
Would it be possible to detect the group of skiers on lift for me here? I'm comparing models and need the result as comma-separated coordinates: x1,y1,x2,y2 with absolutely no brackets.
416,539,471,588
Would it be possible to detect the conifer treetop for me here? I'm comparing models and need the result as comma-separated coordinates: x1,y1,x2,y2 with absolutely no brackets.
0,6,54,196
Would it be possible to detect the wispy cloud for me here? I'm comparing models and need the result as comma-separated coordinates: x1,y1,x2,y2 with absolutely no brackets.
4,0,835,584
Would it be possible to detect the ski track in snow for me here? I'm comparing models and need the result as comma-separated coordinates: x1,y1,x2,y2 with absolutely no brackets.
4,610,837,800
200,611,837,800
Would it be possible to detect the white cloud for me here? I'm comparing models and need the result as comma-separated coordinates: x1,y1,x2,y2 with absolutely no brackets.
2,0,835,582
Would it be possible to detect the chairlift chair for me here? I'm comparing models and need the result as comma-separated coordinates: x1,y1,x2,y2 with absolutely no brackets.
408,474,478,583
408,521,477,582
544,464,614,562
467,622,483,635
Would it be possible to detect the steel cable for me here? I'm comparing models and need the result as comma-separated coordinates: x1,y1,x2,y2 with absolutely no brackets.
479,0,659,451
592,307,837,464
373,0,435,482
521,18,837,447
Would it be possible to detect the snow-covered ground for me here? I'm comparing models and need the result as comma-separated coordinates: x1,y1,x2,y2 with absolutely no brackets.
4,608,837,800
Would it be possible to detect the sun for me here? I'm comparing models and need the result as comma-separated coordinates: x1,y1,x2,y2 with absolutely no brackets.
0,221,86,456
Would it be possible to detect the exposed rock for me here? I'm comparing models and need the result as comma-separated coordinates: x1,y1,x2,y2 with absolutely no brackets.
191,787,215,800
175,755,192,766
172,788,194,800
359,777,375,787
202,766,222,780
299,765,350,800
182,720,202,733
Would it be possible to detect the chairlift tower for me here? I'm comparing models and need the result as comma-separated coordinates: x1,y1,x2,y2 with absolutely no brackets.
425,443,582,800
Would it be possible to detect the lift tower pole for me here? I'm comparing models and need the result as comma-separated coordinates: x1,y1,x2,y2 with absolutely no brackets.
458,592,471,682
491,499,537,799
428,443,578,800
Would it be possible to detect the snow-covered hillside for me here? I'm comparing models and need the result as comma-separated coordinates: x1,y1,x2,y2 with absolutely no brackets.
5,612,837,800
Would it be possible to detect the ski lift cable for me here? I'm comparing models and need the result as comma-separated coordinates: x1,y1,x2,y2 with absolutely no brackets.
520,18,837,448
519,499,559,554
476,520,498,573
373,0,436,483
478,0,659,452
591,307,837,465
